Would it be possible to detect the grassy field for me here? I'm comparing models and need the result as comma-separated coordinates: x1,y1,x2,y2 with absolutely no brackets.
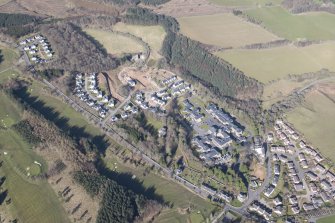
210,0,282,6
216,42,335,83
105,157,216,223
246,6,335,41
0,163,70,223
29,81,102,137
113,23,166,60
178,13,280,48
286,88,335,161
0,92,69,223
262,79,310,109
317,215,335,223
84,28,144,56
0,47,18,71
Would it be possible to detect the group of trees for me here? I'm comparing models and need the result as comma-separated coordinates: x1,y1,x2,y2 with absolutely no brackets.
74,171,162,223
40,22,119,73
35,69,64,81
123,7,179,32
282,0,335,14
162,33,263,100
0,13,40,38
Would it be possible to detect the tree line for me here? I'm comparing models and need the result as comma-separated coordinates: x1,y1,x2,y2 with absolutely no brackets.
73,171,159,223
90,0,169,6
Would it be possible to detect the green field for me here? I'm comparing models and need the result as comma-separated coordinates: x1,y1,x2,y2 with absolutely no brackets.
84,28,144,56
113,23,166,60
210,0,281,6
286,88,335,161
317,215,335,223
178,13,280,48
105,158,216,223
0,47,18,71
0,163,70,223
246,6,335,41
0,92,69,223
216,42,335,83
29,81,102,137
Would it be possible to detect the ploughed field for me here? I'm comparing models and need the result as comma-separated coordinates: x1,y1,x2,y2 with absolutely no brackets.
178,13,280,48
216,42,335,83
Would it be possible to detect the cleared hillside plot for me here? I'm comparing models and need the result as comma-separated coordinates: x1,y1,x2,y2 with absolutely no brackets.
113,23,166,60
216,42,335,83
84,28,145,56
178,13,280,48
286,85,335,162
210,0,282,6
246,6,335,41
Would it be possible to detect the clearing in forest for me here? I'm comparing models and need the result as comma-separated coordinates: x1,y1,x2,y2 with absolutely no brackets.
84,28,145,56
113,23,166,60
178,13,280,48
246,6,335,41
286,83,335,162
216,42,335,83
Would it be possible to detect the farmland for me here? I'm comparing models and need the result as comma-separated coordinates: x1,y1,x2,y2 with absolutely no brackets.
113,23,166,60
286,84,335,162
246,6,335,41
317,215,335,223
105,157,216,223
84,28,145,56
216,42,335,83
210,0,282,6
178,13,280,48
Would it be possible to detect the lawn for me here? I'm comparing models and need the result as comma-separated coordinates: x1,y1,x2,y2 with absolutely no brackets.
216,42,335,83
105,157,216,223
246,6,335,41
0,162,70,223
0,92,69,223
286,88,335,162
29,81,102,137
210,0,282,6
0,92,21,128
0,69,20,84
0,130,46,177
113,23,166,61
84,28,144,56
178,13,280,48
0,47,18,71
317,215,335,223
